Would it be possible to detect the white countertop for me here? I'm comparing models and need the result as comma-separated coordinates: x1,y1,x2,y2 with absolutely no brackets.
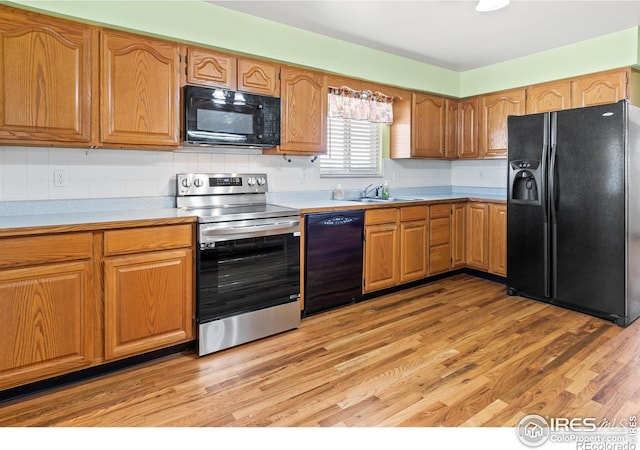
272,193,506,211
0,208,197,232
0,189,506,232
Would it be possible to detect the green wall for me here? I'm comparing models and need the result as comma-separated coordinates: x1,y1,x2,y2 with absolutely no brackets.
460,27,640,97
6,0,640,98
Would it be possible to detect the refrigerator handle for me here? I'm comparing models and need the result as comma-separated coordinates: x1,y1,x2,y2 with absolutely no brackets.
541,114,550,298
541,141,548,220
549,113,558,298
549,114,558,222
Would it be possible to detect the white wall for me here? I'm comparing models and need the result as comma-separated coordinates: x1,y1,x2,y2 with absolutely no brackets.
450,159,507,190
0,145,467,201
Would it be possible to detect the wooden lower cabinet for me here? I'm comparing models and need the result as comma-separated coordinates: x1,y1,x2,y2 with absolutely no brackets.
103,224,194,360
400,206,428,283
104,248,193,359
364,209,400,293
429,203,451,275
451,202,466,268
466,202,490,271
0,222,195,391
488,203,507,276
0,233,95,390
363,200,505,294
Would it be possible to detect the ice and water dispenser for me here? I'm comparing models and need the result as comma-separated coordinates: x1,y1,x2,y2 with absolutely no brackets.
509,160,542,205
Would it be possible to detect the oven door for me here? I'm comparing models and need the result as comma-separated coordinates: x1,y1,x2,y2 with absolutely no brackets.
197,228,300,324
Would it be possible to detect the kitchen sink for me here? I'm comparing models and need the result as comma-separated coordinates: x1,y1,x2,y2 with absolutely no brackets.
347,196,422,203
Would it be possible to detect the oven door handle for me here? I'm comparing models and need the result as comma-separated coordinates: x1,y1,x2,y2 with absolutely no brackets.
200,219,301,242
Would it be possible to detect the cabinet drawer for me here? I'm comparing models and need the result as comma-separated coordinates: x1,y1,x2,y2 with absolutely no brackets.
430,203,450,218
0,233,93,269
400,205,428,222
429,217,450,246
104,224,193,256
365,208,399,225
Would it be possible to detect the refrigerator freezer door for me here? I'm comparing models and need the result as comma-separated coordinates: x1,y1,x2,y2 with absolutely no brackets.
553,102,626,317
507,113,550,299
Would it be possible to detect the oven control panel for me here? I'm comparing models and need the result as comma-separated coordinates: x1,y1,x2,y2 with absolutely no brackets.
176,173,269,196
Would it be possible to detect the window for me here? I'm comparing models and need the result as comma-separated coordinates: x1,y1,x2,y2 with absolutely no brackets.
321,116,383,177
321,87,393,178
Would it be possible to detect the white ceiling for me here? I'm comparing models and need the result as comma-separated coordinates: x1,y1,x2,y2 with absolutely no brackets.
209,0,640,71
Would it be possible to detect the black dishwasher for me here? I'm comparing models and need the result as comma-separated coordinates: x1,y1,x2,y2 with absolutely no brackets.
304,210,364,315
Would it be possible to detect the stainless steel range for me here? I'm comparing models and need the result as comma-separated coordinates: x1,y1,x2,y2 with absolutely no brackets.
176,173,301,356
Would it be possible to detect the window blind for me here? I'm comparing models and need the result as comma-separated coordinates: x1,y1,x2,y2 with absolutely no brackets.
321,116,382,177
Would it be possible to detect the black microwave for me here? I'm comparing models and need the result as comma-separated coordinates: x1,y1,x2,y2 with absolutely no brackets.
183,85,280,148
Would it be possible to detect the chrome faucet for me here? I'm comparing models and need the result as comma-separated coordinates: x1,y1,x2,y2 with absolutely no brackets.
362,183,383,198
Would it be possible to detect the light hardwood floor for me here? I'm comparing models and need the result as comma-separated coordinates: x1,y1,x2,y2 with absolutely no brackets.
0,274,638,427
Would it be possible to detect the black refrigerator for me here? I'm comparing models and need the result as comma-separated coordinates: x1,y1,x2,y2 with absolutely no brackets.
506,100,640,327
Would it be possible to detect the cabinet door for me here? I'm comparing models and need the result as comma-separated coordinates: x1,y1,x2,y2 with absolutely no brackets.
104,248,194,360
488,203,507,277
444,99,458,159
412,93,445,158
364,223,399,293
451,202,466,269
400,220,427,283
186,47,236,89
100,30,180,147
238,58,280,96
526,80,571,114
571,70,627,108
466,202,489,270
479,89,526,158
0,261,94,390
457,97,479,159
279,66,327,154
0,7,96,145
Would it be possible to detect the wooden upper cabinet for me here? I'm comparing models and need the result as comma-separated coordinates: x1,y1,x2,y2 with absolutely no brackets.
457,97,480,159
479,88,526,158
278,66,327,154
186,48,280,96
237,58,280,97
100,30,181,148
390,91,449,159
186,48,236,90
412,93,445,158
571,70,628,108
444,99,458,159
0,6,97,145
526,80,572,114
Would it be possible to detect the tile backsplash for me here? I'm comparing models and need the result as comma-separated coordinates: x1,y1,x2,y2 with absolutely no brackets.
0,145,507,202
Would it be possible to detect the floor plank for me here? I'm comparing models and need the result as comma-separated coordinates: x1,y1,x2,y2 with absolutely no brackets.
0,274,637,427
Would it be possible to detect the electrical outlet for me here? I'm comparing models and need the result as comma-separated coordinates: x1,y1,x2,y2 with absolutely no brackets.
54,169,67,187
479,171,485,180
